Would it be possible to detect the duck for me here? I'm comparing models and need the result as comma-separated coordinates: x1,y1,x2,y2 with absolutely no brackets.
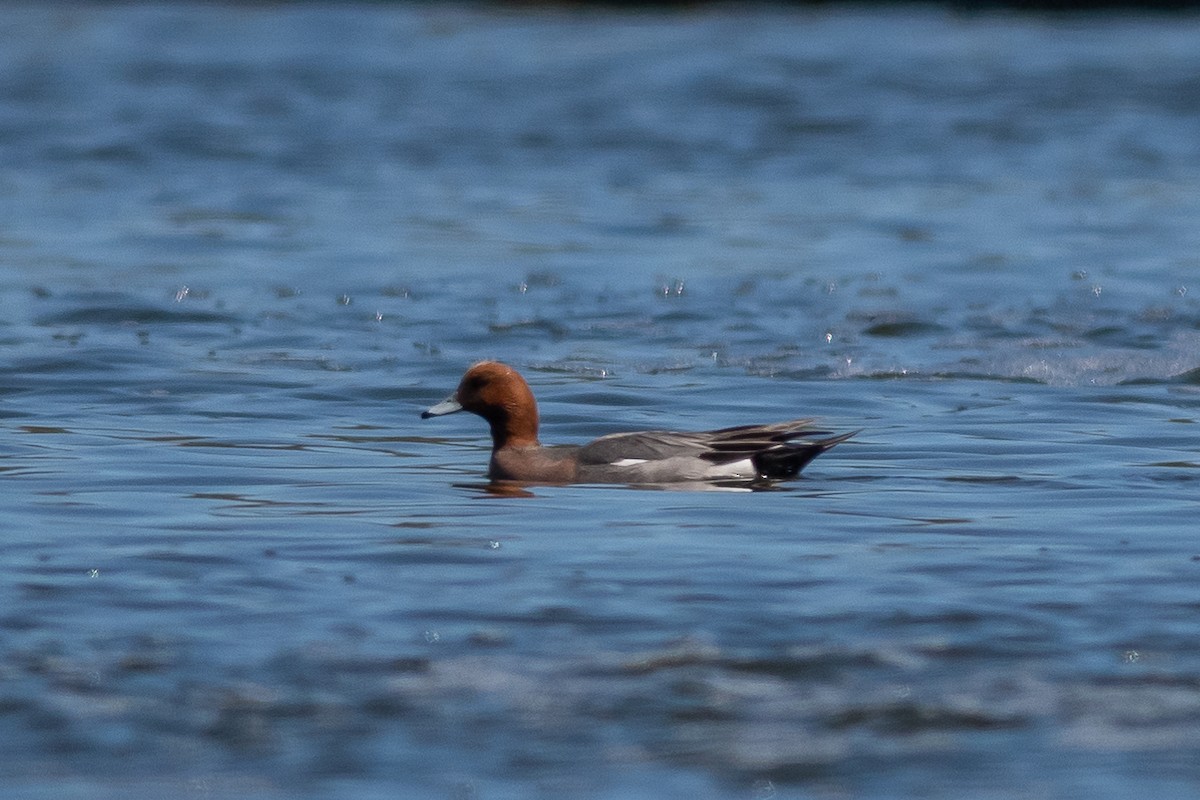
421,361,853,485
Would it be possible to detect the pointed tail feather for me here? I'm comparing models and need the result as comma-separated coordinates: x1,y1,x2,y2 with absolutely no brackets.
752,430,858,479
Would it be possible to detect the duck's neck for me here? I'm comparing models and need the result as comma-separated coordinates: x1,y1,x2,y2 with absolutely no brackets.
487,406,539,450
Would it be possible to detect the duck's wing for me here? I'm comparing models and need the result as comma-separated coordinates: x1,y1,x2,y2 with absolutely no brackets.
575,420,855,481
575,429,715,466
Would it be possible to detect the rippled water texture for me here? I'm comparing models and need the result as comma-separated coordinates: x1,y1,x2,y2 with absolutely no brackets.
3,5,1200,799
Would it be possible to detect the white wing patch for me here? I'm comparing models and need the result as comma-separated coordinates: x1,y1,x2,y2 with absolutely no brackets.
610,458,649,467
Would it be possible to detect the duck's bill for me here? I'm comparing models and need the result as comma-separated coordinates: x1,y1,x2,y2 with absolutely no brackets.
421,395,463,418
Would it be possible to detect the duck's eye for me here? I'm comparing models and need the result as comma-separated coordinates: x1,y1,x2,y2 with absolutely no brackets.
463,376,485,392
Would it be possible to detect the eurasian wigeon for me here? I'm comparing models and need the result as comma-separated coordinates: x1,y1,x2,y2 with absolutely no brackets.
422,361,854,485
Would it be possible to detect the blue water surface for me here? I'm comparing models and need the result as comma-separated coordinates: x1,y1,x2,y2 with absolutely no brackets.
2,4,1200,799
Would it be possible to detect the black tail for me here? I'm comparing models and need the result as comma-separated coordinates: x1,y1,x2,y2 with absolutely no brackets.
752,430,857,479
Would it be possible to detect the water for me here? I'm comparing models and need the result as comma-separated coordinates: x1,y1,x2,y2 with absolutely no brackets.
2,4,1200,798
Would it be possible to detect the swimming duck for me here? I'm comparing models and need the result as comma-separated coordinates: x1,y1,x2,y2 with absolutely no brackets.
422,361,853,484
